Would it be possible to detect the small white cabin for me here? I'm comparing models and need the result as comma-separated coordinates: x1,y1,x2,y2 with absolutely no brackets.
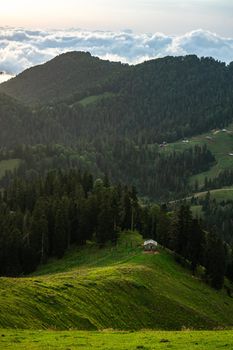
143,239,158,252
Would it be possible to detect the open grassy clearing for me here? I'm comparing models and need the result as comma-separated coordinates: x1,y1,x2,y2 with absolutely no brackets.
191,205,204,219
174,187,233,218
0,329,233,350
193,187,233,202
178,187,233,219
160,125,233,187
1,242,233,330
174,187,233,204
79,92,115,106
0,159,21,180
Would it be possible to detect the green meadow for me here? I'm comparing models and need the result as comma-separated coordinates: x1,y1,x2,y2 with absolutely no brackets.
79,92,115,106
0,230,233,348
160,125,233,187
1,240,233,331
1,329,233,350
0,159,20,180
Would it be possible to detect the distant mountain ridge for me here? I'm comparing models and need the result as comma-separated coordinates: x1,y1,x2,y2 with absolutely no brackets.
0,51,127,104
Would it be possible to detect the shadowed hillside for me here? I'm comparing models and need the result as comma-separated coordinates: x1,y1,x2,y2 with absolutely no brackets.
0,51,127,104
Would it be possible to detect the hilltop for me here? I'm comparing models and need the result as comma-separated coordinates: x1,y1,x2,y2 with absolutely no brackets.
0,240,233,330
0,52,126,104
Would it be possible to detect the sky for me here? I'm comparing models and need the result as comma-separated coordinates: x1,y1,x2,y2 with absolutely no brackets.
0,0,232,79
0,0,232,35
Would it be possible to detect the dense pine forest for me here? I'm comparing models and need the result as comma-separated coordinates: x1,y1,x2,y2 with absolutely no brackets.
0,143,216,199
190,192,233,245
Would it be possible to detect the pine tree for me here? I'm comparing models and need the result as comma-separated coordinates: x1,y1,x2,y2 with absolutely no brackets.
205,234,226,289
30,198,49,264
187,219,204,273
53,204,67,259
157,209,170,246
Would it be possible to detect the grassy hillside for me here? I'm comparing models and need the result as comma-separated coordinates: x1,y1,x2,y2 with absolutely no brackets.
78,92,115,107
192,187,233,202
189,187,233,219
161,125,233,188
1,329,233,350
1,241,233,330
0,159,21,180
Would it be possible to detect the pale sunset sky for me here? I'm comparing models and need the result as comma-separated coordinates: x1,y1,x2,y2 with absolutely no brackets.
0,0,232,35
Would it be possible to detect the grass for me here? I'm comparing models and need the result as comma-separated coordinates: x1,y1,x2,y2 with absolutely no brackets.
189,187,233,219
181,187,233,218
160,125,233,187
1,329,233,349
79,92,115,106
0,159,21,180
1,236,233,348
191,205,204,218
192,187,233,202
1,241,233,331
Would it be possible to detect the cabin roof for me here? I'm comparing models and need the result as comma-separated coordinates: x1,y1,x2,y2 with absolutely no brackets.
143,239,158,246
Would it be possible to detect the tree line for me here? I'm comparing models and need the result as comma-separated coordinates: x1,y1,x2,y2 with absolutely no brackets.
0,169,157,276
0,169,232,291
202,169,233,191
0,143,215,201
191,192,233,245
157,204,230,290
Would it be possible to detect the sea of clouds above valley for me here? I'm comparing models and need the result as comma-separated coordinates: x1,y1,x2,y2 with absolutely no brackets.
0,27,233,80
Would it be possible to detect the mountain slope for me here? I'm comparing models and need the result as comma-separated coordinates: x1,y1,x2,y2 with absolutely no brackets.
1,54,233,142
0,52,126,104
1,54,233,200
0,93,34,147
1,54,233,146
1,244,233,330
74,55,233,143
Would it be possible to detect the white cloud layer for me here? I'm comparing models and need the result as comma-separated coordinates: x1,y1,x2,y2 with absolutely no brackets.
0,27,233,76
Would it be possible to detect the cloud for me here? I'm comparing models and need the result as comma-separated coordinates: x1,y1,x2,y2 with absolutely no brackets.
0,72,14,83
0,27,233,75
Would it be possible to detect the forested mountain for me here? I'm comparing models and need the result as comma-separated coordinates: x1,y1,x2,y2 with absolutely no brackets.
0,51,127,104
1,54,233,145
0,53,233,199
79,55,233,144
1,54,233,142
